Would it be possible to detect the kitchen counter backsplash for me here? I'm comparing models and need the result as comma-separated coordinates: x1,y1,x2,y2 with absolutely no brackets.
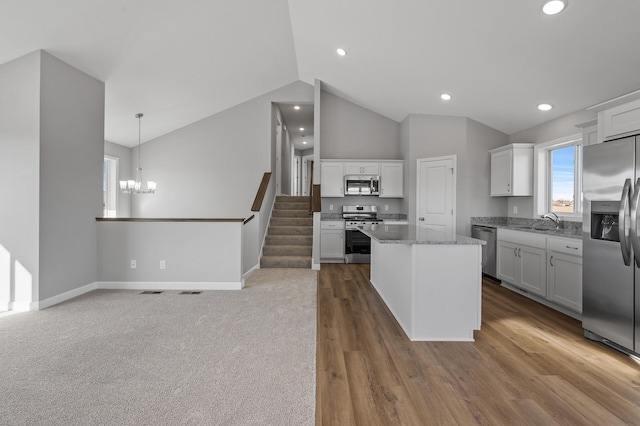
320,212,408,221
472,216,582,236
378,213,407,220
321,213,343,220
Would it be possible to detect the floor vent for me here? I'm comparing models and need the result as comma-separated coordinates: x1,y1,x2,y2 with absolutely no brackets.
179,291,202,295
140,291,163,294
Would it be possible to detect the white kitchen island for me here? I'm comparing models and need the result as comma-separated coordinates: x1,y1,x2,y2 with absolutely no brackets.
359,224,485,342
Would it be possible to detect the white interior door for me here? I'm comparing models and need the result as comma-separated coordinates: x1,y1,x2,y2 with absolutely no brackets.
293,155,301,196
417,156,456,235
301,154,314,196
275,118,282,195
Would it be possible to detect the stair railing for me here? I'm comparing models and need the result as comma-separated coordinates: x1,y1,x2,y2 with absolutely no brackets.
251,172,272,212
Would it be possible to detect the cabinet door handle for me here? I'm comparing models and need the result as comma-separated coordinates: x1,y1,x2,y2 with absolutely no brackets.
566,245,578,250
518,248,521,257
550,255,554,266
514,248,518,257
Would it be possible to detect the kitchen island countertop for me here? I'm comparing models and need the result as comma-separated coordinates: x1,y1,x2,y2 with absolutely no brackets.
359,224,485,245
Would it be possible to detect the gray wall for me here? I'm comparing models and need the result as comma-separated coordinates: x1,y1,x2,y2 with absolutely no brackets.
0,50,104,306
38,51,104,301
0,51,41,306
320,90,401,159
104,141,132,218
400,114,508,235
464,119,510,232
506,108,596,218
97,221,242,284
132,80,314,218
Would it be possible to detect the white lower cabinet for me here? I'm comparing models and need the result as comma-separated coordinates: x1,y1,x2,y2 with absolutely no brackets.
547,237,583,312
320,221,345,260
497,229,582,314
497,232,546,297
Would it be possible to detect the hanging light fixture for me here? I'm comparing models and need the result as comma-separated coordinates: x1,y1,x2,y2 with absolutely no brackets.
120,113,156,194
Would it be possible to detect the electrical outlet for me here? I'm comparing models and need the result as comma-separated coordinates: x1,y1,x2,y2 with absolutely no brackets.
130,259,136,269
160,260,166,270
329,204,333,211
385,205,389,211
513,206,518,214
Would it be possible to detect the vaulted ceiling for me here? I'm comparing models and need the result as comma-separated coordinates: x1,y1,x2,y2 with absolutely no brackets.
2,0,640,147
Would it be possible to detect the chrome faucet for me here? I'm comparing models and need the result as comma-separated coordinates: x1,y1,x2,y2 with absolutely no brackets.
541,212,560,228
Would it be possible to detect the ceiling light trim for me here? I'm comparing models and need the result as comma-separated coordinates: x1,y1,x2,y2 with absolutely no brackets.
542,0,567,15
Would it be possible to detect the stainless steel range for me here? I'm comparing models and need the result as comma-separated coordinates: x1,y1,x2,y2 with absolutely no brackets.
343,205,382,264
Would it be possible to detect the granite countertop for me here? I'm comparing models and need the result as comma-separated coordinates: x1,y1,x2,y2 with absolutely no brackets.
358,224,485,245
471,217,582,239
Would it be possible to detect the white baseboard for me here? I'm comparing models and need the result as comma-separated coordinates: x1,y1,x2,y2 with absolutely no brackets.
98,281,244,291
3,280,245,312
243,264,260,280
312,262,321,271
37,282,99,310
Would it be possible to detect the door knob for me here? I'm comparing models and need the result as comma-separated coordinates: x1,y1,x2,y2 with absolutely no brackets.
419,217,425,221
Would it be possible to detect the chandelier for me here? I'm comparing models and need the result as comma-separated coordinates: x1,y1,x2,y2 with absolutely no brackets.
119,113,156,194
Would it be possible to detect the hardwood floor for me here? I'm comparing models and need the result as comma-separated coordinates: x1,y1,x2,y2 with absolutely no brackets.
316,263,640,425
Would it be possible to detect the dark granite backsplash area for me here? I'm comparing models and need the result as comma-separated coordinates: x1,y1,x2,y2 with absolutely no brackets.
472,217,582,234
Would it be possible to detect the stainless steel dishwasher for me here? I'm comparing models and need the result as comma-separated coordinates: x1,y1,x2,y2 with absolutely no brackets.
472,225,499,281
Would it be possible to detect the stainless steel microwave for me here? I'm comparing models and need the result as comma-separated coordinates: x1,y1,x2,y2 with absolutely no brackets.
344,175,380,196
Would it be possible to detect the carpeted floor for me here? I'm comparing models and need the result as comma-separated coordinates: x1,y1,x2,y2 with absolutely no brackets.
0,268,317,425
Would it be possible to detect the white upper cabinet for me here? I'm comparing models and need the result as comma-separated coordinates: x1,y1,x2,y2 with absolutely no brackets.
589,90,640,142
344,162,380,175
489,144,533,196
321,160,404,198
379,162,404,198
600,97,640,140
320,162,344,197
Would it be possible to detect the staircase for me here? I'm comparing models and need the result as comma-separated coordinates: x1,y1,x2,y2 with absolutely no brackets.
261,195,312,268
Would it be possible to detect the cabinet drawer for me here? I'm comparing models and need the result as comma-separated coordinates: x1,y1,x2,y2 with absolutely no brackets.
321,221,345,230
497,228,546,249
548,237,582,256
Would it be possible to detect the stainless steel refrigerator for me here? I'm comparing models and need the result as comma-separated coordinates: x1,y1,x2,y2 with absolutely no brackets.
583,136,640,355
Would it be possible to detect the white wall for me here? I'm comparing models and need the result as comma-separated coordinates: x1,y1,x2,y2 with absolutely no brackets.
506,109,596,218
131,81,314,218
0,51,41,309
38,51,105,301
320,90,401,160
104,141,132,218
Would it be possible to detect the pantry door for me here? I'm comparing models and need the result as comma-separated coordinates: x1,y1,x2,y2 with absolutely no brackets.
416,156,456,235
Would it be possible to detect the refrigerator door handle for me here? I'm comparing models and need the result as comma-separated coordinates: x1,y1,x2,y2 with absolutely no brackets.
620,178,632,266
630,178,640,267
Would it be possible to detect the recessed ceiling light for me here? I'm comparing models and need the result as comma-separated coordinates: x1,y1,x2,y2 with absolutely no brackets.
336,48,347,56
299,127,304,131
302,141,307,145
294,105,300,110
542,0,567,15
440,93,452,101
538,103,553,111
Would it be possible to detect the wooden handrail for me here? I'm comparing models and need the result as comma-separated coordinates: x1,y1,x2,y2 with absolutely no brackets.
96,218,245,222
243,215,255,225
311,184,321,213
251,172,272,212
308,160,314,213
